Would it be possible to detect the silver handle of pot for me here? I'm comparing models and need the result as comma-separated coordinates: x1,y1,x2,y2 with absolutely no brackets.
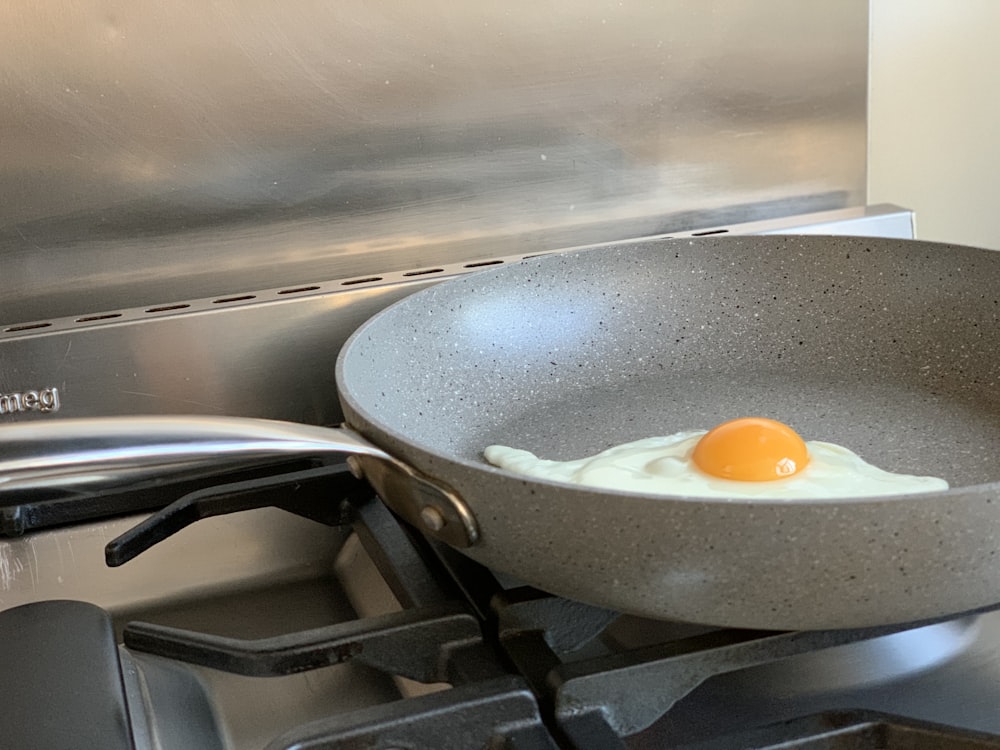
0,416,478,547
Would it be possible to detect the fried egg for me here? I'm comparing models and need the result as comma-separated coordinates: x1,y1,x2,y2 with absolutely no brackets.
483,417,948,499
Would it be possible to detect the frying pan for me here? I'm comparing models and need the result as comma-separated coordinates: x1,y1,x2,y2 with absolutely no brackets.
2,234,1000,631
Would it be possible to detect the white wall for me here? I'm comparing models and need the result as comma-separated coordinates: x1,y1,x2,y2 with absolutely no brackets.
869,0,1000,249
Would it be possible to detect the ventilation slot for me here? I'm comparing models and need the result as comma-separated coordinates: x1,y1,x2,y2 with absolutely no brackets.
691,229,729,237
75,313,122,323
212,295,257,304
146,304,191,313
277,286,321,295
341,277,383,286
4,322,52,333
402,268,444,277
463,260,503,268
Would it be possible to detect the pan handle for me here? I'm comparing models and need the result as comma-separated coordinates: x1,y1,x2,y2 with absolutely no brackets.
0,416,478,547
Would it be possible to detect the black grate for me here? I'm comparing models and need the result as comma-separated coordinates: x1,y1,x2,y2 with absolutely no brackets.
79,467,1000,749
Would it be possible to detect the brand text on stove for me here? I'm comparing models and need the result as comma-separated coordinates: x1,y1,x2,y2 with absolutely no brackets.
0,387,61,415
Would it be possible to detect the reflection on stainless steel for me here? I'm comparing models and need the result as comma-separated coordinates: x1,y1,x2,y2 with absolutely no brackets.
0,206,913,428
0,417,391,491
0,0,867,323
746,617,982,694
0,508,343,615
0,506,385,750
635,611,1000,745
118,570,403,750
603,611,982,696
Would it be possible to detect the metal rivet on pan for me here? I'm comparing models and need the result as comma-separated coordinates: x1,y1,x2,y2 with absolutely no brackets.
419,506,446,532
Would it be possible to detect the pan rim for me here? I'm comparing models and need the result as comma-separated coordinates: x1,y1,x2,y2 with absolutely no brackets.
335,234,1000,508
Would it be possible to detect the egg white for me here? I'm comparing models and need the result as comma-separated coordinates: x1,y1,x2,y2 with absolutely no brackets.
483,431,949,499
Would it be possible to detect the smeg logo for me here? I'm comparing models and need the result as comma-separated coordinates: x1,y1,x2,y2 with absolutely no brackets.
0,387,61,416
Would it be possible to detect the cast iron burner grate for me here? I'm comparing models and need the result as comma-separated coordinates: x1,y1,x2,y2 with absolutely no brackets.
3,464,999,749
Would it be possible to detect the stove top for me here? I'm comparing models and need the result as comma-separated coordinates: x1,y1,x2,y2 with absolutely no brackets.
4,207,998,749
3,462,1000,749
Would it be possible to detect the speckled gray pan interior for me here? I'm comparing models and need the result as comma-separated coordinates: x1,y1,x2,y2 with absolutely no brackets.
337,234,1000,630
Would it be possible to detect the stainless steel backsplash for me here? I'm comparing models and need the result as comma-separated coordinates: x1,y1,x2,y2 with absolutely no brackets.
1,0,867,325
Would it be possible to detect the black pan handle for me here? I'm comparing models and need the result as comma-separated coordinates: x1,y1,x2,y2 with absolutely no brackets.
0,416,478,547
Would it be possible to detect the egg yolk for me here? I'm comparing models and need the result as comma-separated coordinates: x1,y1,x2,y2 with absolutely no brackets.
692,417,809,481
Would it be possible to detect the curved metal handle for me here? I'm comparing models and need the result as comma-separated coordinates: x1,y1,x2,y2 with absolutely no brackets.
0,416,389,492
0,416,478,547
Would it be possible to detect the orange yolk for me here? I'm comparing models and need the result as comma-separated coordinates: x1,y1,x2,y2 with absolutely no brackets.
692,417,809,481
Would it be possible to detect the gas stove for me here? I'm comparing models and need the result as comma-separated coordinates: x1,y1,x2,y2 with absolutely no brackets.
6,455,1000,749
5,1,989,744
4,208,1000,749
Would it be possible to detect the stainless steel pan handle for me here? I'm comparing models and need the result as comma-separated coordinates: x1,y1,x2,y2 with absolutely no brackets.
0,416,388,489
0,416,478,547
